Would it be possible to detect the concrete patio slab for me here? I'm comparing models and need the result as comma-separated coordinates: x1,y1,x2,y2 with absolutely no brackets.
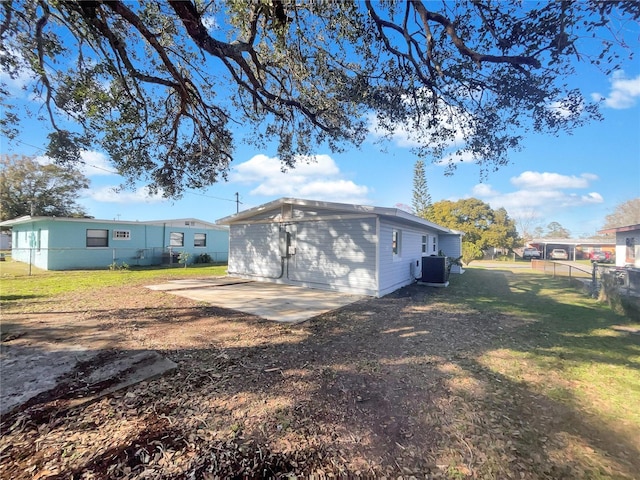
146,277,364,323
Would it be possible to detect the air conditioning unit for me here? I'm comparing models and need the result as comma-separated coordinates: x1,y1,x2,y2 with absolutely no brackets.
420,255,449,287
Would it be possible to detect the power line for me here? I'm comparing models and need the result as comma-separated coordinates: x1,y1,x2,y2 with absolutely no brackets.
6,138,243,207
6,139,119,174
184,190,242,205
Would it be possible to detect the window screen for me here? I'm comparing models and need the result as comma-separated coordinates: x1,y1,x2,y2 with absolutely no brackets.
194,233,206,247
392,230,401,255
170,232,184,247
87,229,108,247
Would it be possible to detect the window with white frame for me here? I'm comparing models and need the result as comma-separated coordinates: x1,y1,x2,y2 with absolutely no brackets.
194,233,206,247
170,232,184,247
421,235,428,254
626,237,636,259
432,236,437,253
113,230,131,240
86,229,109,248
392,229,402,256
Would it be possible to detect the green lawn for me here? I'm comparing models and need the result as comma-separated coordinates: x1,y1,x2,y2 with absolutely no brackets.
448,266,640,458
0,259,228,303
1,259,638,477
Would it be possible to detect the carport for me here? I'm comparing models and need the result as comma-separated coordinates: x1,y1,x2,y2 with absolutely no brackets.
146,277,363,323
529,237,615,261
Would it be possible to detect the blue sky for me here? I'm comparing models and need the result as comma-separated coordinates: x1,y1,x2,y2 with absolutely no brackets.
2,28,639,239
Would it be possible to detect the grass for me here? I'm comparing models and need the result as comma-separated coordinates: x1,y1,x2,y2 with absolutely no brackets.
0,258,228,303
1,258,638,477
445,265,640,453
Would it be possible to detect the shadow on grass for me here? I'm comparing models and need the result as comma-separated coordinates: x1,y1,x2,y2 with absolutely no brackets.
443,268,639,368
1,267,638,478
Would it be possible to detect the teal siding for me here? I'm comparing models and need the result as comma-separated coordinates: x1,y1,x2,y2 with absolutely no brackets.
8,218,228,270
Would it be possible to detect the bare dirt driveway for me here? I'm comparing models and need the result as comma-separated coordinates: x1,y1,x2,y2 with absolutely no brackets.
1,270,638,479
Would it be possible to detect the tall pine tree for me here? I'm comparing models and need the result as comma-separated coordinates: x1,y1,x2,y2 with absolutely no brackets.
412,160,432,219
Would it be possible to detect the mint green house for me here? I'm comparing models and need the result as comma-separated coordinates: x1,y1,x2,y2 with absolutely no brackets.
0,216,228,270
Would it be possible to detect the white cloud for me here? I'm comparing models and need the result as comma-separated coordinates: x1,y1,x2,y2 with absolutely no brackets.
35,150,117,177
367,92,470,150
0,48,36,97
591,71,640,109
471,183,499,197
85,186,165,204
79,151,116,176
547,98,584,119
231,154,371,204
510,171,598,190
438,150,476,166
471,171,603,221
201,15,218,30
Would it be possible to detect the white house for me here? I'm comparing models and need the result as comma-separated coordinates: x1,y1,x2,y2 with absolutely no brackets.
598,223,640,268
0,231,11,250
217,197,463,297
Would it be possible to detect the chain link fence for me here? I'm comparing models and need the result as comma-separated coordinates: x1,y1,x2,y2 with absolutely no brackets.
531,259,639,299
3,247,228,273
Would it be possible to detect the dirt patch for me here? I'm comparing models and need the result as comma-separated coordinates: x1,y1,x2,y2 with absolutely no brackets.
1,280,637,479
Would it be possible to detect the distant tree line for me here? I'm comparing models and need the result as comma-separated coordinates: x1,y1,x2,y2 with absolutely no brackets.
410,160,638,263
0,154,88,222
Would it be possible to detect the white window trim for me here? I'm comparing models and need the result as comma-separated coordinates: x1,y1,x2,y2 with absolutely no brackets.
113,230,131,240
392,229,402,258
87,229,109,248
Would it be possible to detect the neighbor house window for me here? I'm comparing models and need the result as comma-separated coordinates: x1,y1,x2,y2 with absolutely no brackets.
113,230,130,240
86,229,108,248
422,235,428,254
170,232,184,247
626,237,636,259
194,233,206,247
433,236,437,253
392,229,402,256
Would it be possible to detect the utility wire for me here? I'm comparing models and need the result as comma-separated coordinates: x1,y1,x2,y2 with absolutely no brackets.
6,138,242,206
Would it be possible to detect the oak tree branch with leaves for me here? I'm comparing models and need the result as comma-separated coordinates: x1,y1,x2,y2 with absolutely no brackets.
1,1,637,197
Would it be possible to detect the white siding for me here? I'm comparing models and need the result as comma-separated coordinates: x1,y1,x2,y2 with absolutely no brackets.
378,220,440,297
438,233,464,274
616,230,640,268
287,218,378,296
438,234,462,259
223,201,463,297
227,224,283,278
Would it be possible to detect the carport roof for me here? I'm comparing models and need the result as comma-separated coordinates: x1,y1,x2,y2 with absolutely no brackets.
529,237,615,246
216,197,463,235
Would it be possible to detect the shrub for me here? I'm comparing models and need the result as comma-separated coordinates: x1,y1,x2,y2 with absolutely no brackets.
178,251,191,268
194,253,212,264
108,261,130,271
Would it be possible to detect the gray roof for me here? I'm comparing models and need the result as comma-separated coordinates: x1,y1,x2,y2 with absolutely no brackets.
0,215,226,230
216,197,463,235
